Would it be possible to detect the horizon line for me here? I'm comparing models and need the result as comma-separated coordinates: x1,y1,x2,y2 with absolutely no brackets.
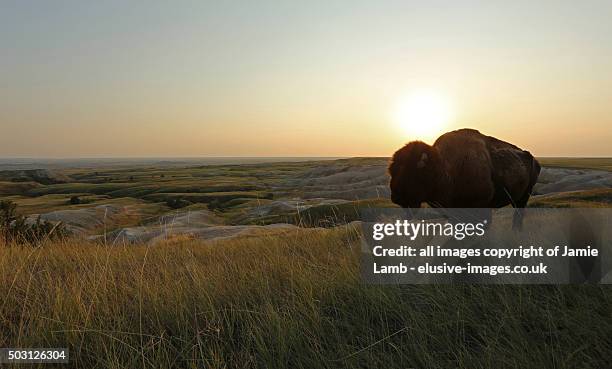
1,155,612,161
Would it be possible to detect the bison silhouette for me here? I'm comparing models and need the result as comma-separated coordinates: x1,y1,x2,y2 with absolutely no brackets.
389,129,540,228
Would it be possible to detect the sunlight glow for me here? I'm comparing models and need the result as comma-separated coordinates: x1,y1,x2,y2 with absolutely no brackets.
393,91,454,143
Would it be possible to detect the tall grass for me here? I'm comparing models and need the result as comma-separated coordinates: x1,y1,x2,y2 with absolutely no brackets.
1,227,611,368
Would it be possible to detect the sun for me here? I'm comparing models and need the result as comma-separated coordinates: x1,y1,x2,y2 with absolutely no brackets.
393,90,454,142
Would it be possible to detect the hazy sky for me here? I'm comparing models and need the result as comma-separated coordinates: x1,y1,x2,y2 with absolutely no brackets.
1,0,611,157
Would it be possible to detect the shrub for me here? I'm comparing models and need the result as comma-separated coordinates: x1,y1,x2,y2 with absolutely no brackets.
166,198,192,209
0,200,68,245
0,200,18,244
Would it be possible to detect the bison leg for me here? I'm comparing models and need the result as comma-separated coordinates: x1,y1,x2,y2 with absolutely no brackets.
512,194,530,230
513,161,539,230
512,208,524,230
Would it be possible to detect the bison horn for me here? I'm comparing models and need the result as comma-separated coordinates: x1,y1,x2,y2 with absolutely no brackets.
417,153,428,168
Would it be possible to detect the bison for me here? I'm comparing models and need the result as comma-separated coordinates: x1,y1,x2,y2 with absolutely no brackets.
389,129,540,228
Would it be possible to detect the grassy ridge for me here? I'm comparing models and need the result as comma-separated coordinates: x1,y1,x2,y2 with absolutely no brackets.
529,189,612,208
537,158,612,171
1,227,611,369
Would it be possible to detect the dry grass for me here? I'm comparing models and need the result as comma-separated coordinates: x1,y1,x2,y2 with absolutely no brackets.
529,189,612,208
1,226,612,368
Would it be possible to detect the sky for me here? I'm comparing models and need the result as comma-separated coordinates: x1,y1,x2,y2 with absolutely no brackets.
1,0,611,158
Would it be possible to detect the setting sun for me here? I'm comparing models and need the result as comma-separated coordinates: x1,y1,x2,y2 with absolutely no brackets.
393,91,454,143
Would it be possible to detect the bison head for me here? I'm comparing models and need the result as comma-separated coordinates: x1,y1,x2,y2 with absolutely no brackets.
388,141,442,208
